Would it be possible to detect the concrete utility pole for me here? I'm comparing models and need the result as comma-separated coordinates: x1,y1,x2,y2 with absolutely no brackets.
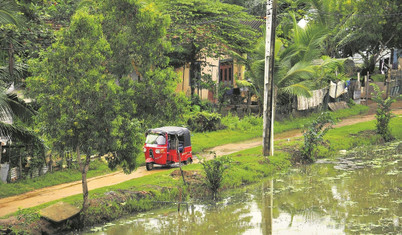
262,0,277,156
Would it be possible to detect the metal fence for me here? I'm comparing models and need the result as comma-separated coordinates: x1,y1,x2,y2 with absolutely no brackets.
388,70,402,97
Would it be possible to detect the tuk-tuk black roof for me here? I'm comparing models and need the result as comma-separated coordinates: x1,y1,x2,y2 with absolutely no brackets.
146,126,191,147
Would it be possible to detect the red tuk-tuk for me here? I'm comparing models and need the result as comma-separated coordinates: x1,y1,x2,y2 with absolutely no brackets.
143,126,193,171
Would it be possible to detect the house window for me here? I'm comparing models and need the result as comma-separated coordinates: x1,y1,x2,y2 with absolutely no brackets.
219,60,233,85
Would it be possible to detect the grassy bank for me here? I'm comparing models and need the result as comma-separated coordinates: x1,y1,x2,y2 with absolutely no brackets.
4,116,400,234
0,160,116,199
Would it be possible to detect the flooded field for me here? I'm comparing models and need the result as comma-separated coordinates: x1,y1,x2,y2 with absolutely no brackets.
81,141,401,235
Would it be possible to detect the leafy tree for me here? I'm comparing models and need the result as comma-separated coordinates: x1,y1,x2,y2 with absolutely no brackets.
306,0,401,73
94,0,171,78
155,0,259,97
130,68,189,127
78,0,188,127
27,11,142,212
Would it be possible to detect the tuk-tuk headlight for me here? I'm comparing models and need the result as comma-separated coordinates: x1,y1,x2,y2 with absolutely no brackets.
143,147,146,152
155,149,161,154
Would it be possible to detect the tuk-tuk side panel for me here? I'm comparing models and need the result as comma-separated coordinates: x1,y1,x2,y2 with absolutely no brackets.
180,146,192,162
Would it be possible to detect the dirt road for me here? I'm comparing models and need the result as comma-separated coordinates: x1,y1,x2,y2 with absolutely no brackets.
1,104,401,217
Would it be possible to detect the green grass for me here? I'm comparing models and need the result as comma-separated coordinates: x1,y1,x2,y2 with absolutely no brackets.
287,116,402,158
0,160,116,199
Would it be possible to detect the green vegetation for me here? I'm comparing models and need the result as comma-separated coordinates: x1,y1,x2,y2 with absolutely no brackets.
200,155,232,199
301,112,335,162
186,111,223,132
370,83,398,142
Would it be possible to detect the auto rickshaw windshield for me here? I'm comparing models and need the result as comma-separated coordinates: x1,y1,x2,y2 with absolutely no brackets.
145,134,166,145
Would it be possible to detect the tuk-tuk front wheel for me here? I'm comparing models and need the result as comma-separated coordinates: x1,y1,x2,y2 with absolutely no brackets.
146,163,154,171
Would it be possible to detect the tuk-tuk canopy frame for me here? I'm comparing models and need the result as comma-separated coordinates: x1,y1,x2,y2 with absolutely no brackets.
146,126,191,147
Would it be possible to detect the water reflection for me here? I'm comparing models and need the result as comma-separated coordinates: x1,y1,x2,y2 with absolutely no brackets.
83,142,401,235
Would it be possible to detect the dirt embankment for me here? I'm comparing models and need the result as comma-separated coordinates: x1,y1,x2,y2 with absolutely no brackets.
0,101,401,218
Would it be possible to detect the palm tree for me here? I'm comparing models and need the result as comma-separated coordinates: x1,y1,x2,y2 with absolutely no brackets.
0,0,21,26
0,1,43,166
243,13,344,113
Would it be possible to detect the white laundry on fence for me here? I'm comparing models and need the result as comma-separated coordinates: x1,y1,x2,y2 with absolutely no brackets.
297,88,327,110
329,81,346,98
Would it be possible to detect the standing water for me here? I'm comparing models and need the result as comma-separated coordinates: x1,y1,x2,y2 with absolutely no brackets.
82,142,401,234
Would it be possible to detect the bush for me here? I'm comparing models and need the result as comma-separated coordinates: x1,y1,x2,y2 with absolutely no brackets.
370,83,398,142
191,95,214,112
221,114,262,131
301,112,335,162
186,111,224,132
200,154,232,200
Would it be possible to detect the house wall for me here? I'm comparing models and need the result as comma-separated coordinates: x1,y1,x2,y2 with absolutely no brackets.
175,54,247,103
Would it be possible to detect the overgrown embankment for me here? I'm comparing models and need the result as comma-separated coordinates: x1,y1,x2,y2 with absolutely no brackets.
0,105,369,200
3,115,401,234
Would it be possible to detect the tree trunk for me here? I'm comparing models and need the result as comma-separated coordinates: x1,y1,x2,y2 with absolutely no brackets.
77,145,81,171
77,145,90,213
81,154,90,212
247,91,251,115
190,60,196,99
49,153,53,173
9,43,14,81
19,155,23,179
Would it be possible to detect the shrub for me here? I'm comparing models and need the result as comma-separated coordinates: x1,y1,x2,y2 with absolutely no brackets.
221,114,262,131
200,154,232,200
371,74,385,82
370,83,398,142
191,94,214,112
186,111,224,132
300,112,335,162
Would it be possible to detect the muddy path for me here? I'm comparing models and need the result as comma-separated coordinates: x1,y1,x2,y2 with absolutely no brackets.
0,102,401,217
206,101,402,157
